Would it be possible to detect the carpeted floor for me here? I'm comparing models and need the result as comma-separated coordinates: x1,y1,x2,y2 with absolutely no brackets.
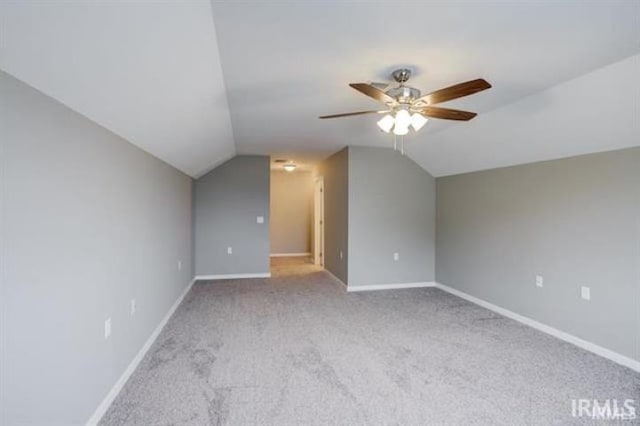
101,257,639,425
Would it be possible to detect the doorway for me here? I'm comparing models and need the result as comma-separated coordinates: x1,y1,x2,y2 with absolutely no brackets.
313,177,324,267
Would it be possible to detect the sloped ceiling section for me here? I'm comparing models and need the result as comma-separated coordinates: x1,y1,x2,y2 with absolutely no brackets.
211,1,640,175
411,54,640,176
0,1,235,177
1,1,638,177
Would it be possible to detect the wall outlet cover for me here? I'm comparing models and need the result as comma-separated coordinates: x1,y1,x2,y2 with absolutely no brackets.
536,275,544,287
130,299,136,316
257,216,264,224
393,252,399,261
104,318,112,340
227,246,233,255
581,286,591,301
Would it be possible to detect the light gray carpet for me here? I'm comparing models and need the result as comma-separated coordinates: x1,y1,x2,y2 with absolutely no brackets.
101,257,639,425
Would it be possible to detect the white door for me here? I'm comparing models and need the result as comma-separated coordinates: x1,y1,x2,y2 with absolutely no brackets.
314,177,324,266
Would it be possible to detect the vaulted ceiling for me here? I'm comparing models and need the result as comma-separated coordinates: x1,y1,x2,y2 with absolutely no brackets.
1,1,638,177
0,1,235,177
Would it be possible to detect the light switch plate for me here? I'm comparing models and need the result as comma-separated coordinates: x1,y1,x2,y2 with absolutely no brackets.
227,246,233,255
536,275,544,288
130,299,136,316
581,286,591,301
393,252,399,261
257,216,264,224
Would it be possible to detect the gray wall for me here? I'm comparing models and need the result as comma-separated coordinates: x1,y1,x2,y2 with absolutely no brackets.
194,156,270,276
0,71,193,424
270,170,313,254
436,147,640,361
317,148,349,283
348,147,436,287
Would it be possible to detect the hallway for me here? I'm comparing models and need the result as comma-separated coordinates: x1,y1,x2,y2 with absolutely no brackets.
269,256,323,279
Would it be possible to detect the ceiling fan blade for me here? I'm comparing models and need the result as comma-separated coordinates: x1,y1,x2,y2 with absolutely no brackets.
418,106,477,121
349,83,396,104
416,79,491,105
319,110,384,119
370,81,392,91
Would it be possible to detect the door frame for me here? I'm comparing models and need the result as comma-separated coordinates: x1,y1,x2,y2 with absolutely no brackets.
313,177,324,267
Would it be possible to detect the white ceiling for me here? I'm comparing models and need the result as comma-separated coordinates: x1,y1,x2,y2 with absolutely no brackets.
1,1,639,177
212,0,640,175
410,54,640,176
0,1,235,177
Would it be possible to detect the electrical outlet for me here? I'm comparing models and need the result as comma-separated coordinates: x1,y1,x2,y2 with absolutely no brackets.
581,286,591,301
227,246,233,255
256,216,264,224
104,318,112,340
177,260,182,270
393,252,400,261
130,299,136,316
535,275,544,288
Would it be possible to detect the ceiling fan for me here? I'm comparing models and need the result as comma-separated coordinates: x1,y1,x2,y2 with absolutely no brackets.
319,69,491,136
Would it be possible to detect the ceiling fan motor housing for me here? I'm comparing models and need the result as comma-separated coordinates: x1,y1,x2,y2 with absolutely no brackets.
388,69,420,103
386,86,421,104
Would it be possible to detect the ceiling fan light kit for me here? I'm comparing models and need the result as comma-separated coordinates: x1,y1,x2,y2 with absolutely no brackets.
411,113,428,131
320,68,491,151
376,114,395,133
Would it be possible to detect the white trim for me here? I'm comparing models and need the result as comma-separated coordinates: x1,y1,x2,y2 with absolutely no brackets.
324,269,347,291
347,282,436,292
313,176,325,267
194,273,271,280
435,282,640,372
86,277,197,425
270,253,311,257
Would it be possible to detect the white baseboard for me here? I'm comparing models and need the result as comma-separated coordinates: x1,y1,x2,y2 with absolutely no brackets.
435,282,640,372
86,277,196,425
324,269,347,291
322,273,436,293
347,282,436,292
270,252,311,257
194,273,271,280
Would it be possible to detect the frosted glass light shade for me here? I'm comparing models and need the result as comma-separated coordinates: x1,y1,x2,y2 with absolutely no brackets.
411,113,428,131
395,109,411,129
377,114,394,133
283,164,296,172
393,124,409,136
